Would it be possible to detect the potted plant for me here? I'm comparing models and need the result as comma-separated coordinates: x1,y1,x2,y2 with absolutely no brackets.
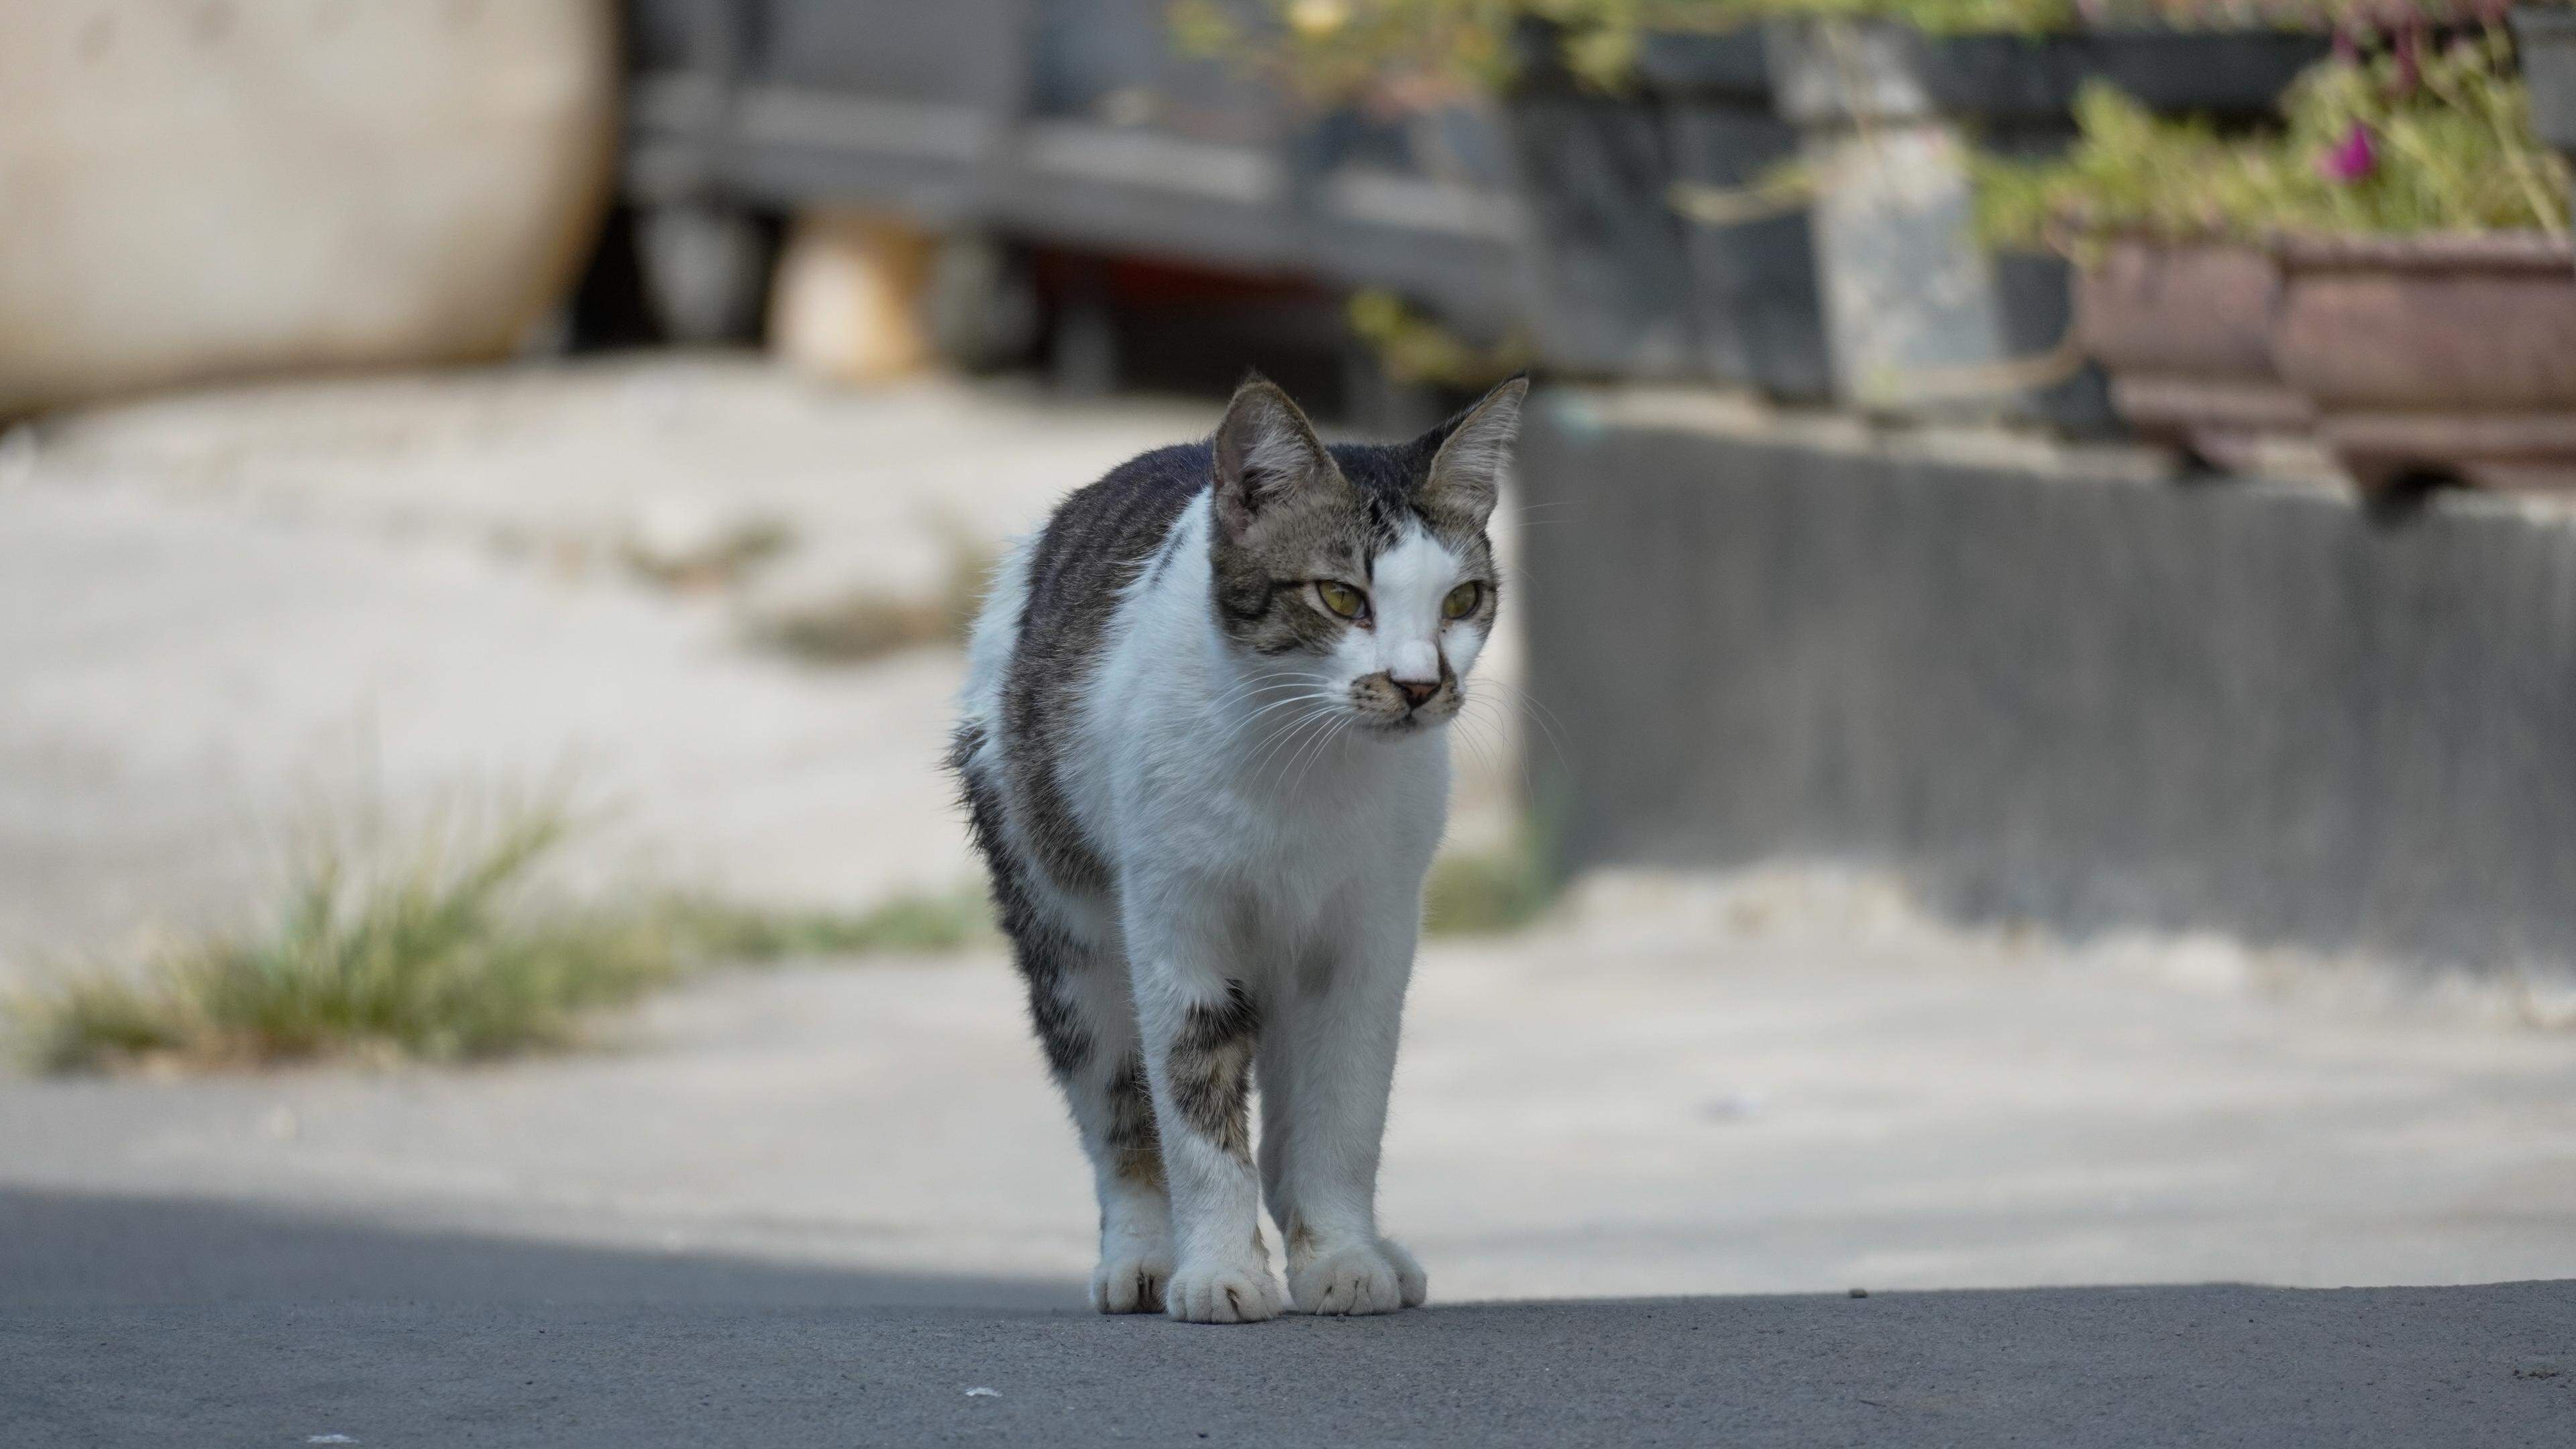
1191,1,1835,398
2266,29,2576,492
1984,25,2576,490
1758,0,2333,426
1976,85,2316,468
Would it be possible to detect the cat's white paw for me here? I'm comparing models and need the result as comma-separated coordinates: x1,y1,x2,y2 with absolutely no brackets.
1090,1250,1173,1314
1379,1237,1430,1308
1288,1239,1419,1316
1163,1259,1283,1324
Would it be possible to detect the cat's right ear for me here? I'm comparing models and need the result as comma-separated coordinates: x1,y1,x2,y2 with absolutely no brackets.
1213,375,1333,537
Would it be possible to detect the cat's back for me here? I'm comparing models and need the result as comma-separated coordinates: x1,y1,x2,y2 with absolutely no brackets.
1010,441,1210,679
954,440,1212,896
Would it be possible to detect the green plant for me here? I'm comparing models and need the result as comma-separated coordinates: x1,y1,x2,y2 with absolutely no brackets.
1175,1,1779,98
10,802,670,1071
1348,289,1534,386
1750,0,2081,37
1979,29,2569,250
1421,831,1558,935
659,886,1000,959
2278,27,2568,234
1176,0,2460,101
1975,84,2302,250
8,798,996,1074
753,529,999,666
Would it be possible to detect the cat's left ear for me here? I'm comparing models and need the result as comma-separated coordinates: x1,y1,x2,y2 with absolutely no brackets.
1214,374,1336,538
1417,374,1528,529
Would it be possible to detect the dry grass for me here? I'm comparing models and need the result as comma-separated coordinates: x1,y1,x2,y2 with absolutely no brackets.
756,531,999,665
619,517,796,592
8,780,1548,1074
1422,832,1556,938
8,801,993,1075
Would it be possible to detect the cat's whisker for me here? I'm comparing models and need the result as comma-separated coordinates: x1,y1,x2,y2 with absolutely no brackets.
1246,705,1343,779
1216,701,1319,757
1288,714,1354,797
1475,677,1574,777
1448,693,1522,800
1448,698,1504,775
1448,706,1505,786
1459,694,1539,808
1258,716,1336,788
1452,701,1504,778
1208,672,1332,714
1218,683,1329,724
1224,688,1332,743
1207,666,1325,700
1236,709,1312,767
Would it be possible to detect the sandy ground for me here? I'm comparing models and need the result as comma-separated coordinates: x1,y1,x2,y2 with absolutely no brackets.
1,360,2571,1311
0,360,1199,967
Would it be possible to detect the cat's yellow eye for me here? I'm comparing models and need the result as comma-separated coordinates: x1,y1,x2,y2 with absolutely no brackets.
1316,580,1368,619
1442,582,1483,620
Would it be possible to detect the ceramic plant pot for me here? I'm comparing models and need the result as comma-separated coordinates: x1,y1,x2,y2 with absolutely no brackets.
2074,239,2313,470
2273,232,2576,494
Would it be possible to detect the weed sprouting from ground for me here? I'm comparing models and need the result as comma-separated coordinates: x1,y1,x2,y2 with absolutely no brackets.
660,885,1000,960
757,531,999,665
9,801,994,1075
619,515,796,591
1423,833,1556,938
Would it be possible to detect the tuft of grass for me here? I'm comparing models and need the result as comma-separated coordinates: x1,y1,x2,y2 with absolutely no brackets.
759,592,954,663
659,885,1000,961
621,517,796,592
11,808,675,1073
8,803,995,1075
1421,833,1556,938
757,531,1000,666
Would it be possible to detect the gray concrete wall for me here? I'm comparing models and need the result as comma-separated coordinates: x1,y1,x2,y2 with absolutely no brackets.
1520,391,2576,974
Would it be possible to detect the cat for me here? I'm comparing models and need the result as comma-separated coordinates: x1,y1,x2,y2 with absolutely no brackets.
949,372,1525,1324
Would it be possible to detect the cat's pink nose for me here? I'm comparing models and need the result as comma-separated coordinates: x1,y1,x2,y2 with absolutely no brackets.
1395,678,1438,709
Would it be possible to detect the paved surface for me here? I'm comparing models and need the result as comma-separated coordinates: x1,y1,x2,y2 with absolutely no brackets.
7,362,2576,1444
7,910,2575,1299
7,1190,2571,1448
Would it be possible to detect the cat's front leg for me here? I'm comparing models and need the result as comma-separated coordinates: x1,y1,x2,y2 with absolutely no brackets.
1128,918,1283,1324
1271,894,1428,1316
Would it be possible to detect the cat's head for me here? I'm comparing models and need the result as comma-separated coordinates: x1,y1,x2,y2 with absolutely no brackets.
1208,373,1526,735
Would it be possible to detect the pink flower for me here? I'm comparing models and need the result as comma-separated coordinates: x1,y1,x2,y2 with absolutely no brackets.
2320,123,2376,183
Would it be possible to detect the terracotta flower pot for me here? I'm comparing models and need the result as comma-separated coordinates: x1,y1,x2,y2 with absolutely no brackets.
2074,239,2312,470
2272,233,2576,494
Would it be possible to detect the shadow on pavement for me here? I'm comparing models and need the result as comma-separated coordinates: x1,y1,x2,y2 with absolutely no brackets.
5,1189,2570,1447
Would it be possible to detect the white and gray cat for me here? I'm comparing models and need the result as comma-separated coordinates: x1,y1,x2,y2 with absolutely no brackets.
951,373,1525,1324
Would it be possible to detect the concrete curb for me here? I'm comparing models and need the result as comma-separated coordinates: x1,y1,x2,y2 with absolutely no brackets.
1522,390,2576,977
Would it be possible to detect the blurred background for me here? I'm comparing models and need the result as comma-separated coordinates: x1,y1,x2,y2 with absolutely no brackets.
3,0,2574,1303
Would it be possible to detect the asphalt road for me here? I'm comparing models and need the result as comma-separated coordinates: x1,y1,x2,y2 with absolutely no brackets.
6,1191,2569,1448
